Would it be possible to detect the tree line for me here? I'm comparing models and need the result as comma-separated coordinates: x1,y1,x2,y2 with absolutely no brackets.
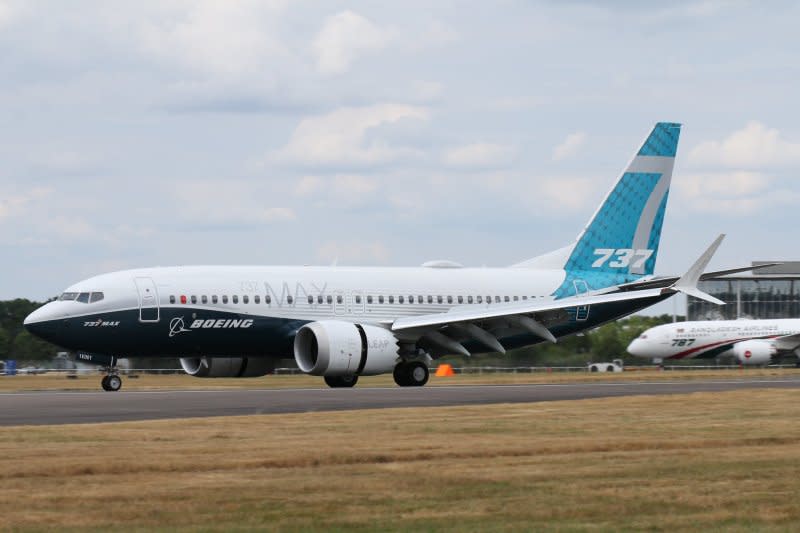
1,299,677,365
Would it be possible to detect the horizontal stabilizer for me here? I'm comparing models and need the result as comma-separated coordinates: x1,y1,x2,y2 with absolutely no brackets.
668,234,726,305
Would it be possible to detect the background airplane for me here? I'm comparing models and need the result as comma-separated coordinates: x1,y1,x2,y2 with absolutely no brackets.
628,319,800,365
24,122,745,391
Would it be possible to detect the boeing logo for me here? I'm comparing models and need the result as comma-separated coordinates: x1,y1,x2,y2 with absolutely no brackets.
169,316,254,337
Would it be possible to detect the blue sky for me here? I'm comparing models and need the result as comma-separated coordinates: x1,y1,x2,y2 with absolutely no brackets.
1,1,799,312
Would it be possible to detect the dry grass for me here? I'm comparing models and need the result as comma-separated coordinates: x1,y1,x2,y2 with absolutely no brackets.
2,389,800,531
1,367,798,392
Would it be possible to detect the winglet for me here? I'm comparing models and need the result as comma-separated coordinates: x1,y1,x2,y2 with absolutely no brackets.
667,234,726,305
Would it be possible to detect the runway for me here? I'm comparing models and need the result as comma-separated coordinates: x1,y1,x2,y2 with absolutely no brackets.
2,377,800,426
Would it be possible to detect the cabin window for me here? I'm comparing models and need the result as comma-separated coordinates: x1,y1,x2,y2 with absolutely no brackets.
367,295,373,304
169,295,176,304
355,295,362,304
243,295,249,304
427,296,433,304
287,295,293,304
180,295,187,304
327,295,333,304
388,295,394,304
399,296,404,304
232,295,239,304
201,295,208,304
308,295,314,304
447,296,453,304
190,295,197,304
437,296,443,304
457,296,463,304
495,296,500,303
212,295,218,304
504,296,510,302
318,295,323,304
337,295,343,304
409,295,415,303
265,295,271,304
254,295,260,304
468,296,473,304
477,296,483,303
522,296,528,300
378,296,384,304
513,296,519,301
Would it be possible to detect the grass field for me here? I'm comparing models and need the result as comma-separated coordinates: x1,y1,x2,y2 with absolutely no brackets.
2,388,800,531
1,367,799,392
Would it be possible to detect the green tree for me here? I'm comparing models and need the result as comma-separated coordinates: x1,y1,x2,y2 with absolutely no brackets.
10,330,58,361
0,326,9,359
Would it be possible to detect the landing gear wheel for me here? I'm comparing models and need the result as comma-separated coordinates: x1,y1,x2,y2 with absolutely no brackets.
393,362,429,387
101,375,110,391
324,375,358,388
106,375,122,392
407,361,429,387
393,364,411,387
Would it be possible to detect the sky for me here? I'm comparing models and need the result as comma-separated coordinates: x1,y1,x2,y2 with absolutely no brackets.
1,1,799,314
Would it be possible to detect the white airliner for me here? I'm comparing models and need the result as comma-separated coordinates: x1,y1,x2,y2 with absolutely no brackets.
24,122,752,391
628,319,800,365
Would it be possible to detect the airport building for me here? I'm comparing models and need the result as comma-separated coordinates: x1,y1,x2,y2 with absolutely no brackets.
688,262,800,320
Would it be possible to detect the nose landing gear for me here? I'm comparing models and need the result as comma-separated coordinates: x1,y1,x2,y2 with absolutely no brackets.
101,374,122,392
100,356,122,391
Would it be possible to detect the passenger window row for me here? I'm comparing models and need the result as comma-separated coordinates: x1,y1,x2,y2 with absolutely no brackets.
168,293,539,306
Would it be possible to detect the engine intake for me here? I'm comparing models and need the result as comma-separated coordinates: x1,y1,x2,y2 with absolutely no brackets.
294,320,400,377
179,357,275,378
731,340,776,365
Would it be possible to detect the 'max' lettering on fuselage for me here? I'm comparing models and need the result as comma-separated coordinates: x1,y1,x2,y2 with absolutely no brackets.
190,319,254,329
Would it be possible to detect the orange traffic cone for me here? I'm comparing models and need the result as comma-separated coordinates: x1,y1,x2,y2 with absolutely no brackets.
435,364,455,377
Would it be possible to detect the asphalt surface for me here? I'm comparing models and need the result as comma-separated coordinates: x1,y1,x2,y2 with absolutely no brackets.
2,377,800,426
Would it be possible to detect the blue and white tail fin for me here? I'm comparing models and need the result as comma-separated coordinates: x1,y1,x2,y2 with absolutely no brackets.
513,122,681,294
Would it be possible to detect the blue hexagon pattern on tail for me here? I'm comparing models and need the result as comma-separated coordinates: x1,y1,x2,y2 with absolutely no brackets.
551,122,681,299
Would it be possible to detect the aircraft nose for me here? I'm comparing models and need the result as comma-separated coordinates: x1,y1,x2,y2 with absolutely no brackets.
627,338,645,357
24,305,61,341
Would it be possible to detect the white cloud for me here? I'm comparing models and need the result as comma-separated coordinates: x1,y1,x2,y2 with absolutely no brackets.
171,181,296,225
140,1,291,79
689,122,800,168
442,143,515,168
0,187,52,219
312,11,392,75
538,177,597,211
552,132,587,161
272,104,429,167
316,240,390,264
673,171,800,214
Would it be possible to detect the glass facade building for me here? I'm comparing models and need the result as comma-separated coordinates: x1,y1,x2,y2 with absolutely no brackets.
688,262,800,320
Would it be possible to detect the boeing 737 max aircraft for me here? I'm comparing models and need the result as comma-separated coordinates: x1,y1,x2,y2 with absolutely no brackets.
24,122,750,391
628,319,800,365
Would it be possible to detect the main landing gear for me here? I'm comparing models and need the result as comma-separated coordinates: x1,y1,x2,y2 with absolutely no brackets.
393,361,429,387
100,357,122,392
324,375,359,388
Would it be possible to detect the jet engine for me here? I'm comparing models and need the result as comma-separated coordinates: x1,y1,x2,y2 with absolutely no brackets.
731,340,776,365
294,320,400,377
179,357,275,377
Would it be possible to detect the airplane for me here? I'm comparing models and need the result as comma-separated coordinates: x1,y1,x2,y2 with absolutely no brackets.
24,122,753,391
627,319,800,366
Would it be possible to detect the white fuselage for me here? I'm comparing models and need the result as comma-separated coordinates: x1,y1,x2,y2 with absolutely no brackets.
627,319,800,360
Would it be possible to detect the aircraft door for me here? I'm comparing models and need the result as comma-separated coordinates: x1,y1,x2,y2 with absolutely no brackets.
572,279,590,321
134,277,160,323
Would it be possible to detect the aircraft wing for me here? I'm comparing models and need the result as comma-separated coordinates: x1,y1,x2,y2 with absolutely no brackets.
391,235,728,357
390,288,667,356
773,333,800,352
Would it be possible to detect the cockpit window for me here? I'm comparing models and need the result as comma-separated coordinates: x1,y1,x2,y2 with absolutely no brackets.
89,292,104,303
76,292,90,303
58,292,79,301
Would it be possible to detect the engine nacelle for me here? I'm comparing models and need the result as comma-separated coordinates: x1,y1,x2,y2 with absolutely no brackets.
294,320,400,377
179,357,275,378
731,340,776,365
